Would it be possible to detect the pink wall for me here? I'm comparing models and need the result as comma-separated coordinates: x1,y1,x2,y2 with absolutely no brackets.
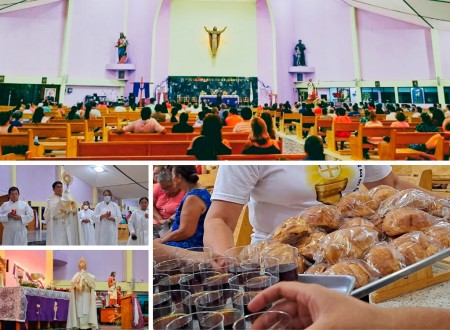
439,30,450,79
53,250,125,281
256,0,274,105
4,250,46,287
16,165,58,201
0,166,11,196
1,2,65,77
358,9,435,81
64,86,120,106
292,0,354,82
132,250,149,283
153,0,171,94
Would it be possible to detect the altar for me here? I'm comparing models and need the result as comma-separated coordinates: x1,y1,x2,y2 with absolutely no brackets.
198,95,239,107
0,287,69,326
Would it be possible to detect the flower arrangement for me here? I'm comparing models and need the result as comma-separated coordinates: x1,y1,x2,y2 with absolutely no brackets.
20,281,39,288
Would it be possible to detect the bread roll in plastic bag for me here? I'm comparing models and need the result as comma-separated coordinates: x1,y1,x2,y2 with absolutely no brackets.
378,189,436,216
296,230,327,261
334,191,379,218
305,262,329,275
425,199,450,219
391,231,444,266
299,205,343,231
271,216,313,246
422,222,450,248
368,185,399,204
364,242,405,277
324,259,379,289
382,207,439,236
314,226,379,264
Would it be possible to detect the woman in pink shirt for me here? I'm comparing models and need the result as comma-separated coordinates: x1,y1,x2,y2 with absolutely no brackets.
363,112,383,159
390,112,410,128
153,167,185,239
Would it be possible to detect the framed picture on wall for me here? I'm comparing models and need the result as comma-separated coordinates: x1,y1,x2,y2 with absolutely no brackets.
44,88,56,102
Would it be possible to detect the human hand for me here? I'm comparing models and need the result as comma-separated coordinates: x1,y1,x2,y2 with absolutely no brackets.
82,219,90,223
248,282,380,329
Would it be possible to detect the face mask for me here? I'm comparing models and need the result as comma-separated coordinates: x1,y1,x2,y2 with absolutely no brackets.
104,196,111,203
83,205,89,210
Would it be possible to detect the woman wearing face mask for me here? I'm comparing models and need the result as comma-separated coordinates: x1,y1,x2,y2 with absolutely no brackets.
127,197,149,246
78,201,96,245
93,190,121,245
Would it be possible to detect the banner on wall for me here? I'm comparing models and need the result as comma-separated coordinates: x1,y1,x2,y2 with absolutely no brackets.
133,82,150,99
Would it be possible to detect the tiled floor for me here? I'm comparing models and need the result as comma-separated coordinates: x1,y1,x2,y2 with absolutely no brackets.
27,230,128,245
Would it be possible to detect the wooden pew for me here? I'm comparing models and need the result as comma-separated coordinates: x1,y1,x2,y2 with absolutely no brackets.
76,140,248,157
0,153,16,160
309,117,333,139
294,115,316,139
217,154,307,160
0,130,44,159
279,113,302,133
349,124,416,160
107,132,249,142
22,121,85,138
85,118,108,141
325,121,360,152
378,131,444,160
26,155,197,161
17,124,76,157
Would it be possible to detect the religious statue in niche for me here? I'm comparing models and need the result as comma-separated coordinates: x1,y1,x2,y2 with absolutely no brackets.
294,39,306,66
204,26,227,57
115,32,129,63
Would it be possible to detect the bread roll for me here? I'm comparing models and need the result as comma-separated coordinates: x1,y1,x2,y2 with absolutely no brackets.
305,262,328,274
425,199,450,219
296,231,327,261
391,232,443,266
325,260,376,289
315,227,379,264
378,189,435,216
340,217,379,233
422,223,450,248
272,217,312,246
364,243,404,277
382,208,438,236
335,192,378,218
368,185,398,204
299,205,342,231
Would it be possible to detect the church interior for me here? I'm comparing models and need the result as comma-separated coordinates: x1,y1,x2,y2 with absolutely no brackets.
0,0,449,160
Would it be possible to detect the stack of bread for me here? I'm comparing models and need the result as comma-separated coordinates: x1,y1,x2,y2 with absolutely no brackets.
270,187,450,288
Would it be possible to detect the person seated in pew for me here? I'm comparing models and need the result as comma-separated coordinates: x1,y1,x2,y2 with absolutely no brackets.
233,107,253,133
10,111,23,128
242,117,281,155
303,135,325,160
172,112,194,133
225,107,243,127
114,106,165,134
56,103,66,117
187,114,232,160
31,107,51,123
260,112,276,140
193,111,206,128
409,113,438,152
66,105,82,120
390,112,410,128
0,111,19,134
363,111,383,159
301,104,315,138
334,106,352,149
151,104,167,122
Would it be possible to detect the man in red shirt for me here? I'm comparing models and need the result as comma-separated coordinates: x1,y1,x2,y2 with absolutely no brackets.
334,107,352,150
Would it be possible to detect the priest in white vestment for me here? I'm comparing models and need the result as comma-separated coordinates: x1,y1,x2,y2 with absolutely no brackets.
0,186,34,245
78,201,96,245
127,197,149,246
44,180,84,245
93,190,121,245
67,257,98,330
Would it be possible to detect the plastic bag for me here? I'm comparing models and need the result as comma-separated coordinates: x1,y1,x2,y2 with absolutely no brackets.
425,199,450,219
298,205,343,231
364,242,405,277
382,207,440,236
305,262,328,275
367,185,399,204
271,217,313,246
324,259,379,289
378,189,436,216
340,217,380,234
313,226,379,264
297,230,327,261
422,222,450,248
391,231,444,266
334,191,379,218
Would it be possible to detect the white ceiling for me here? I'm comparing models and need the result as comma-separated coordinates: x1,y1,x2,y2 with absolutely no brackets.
1,0,449,30
63,165,149,200
341,0,450,30
0,0,60,13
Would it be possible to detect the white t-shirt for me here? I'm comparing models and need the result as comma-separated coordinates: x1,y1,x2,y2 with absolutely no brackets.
211,165,392,242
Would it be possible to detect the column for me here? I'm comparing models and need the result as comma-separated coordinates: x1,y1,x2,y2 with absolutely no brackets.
349,6,362,103
58,0,74,104
430,29,445,106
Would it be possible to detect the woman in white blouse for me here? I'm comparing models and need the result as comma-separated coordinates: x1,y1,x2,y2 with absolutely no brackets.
93,190,121,245
78,201,96,245
0,186,33,245
127,197,149,246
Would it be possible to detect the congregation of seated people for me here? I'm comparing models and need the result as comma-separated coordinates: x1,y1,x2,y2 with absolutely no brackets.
2,96,450,160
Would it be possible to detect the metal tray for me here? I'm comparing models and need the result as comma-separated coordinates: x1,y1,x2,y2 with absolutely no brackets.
298,274,356,295
351,247,450,298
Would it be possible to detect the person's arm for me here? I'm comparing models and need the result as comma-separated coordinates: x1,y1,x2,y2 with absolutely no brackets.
19,202,34,225
203,200,244,255
248,282,450,329
111,203,122,226
159,195,206,243
128,212,136,235
0,203,10,223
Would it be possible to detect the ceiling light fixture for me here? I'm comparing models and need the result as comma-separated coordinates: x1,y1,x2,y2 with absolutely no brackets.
92,166,106,173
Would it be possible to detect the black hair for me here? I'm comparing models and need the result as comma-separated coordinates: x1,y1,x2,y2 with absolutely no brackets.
336,107,346,116
304,136,325,160
139,197,149,204
31,107,45,123
8,186,19,195
52,181,63,189
173,165,199,184
395,112,406,122
179,112,189,124
141,107,151,120
103,189,112,196
0,111,10,126
67,106,78,120
241,107,252,120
